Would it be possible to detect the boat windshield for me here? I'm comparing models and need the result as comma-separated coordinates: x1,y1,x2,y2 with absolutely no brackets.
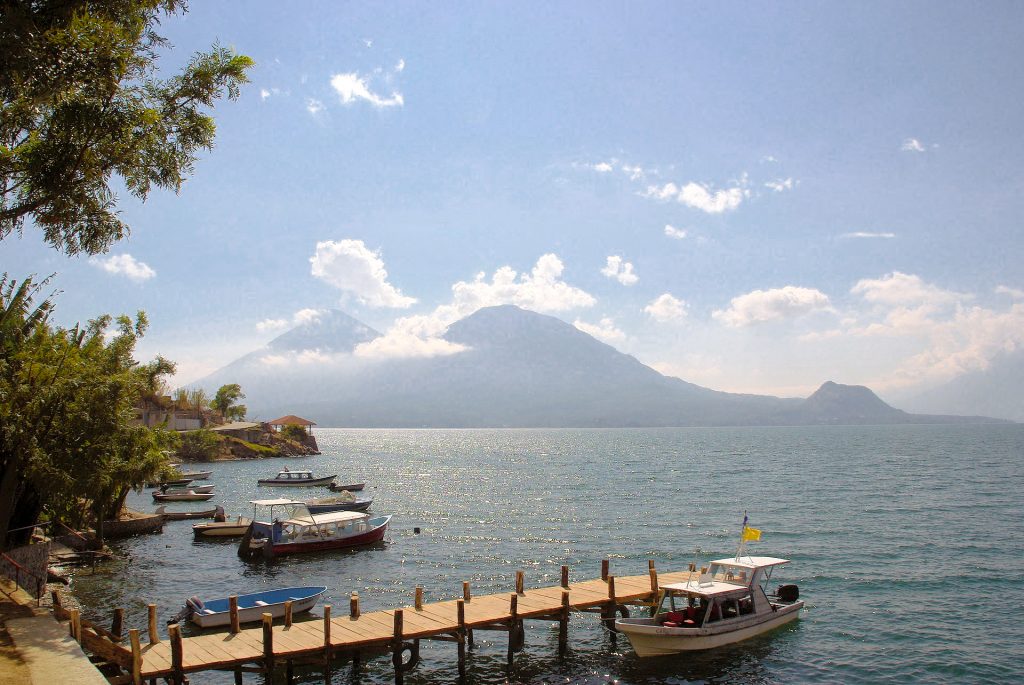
707,562,752,586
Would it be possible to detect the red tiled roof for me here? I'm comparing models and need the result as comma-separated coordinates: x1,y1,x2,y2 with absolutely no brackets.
266,415,316,426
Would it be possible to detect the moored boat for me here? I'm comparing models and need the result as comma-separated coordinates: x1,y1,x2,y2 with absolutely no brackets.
146,478,193,488
192,516,253,539
328,482,365,492
155,505,219,521
177,470,213,480
615,517,804,656
159,484,215,495
305,495,372,514
257,468,336,487
177,586,327,628
237,499,389,559
153,490,215,502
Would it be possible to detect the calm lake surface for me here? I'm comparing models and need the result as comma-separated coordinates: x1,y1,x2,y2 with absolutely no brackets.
72,425,1024,684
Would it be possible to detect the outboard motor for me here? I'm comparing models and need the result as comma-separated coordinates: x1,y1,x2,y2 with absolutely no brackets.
776,584,799,602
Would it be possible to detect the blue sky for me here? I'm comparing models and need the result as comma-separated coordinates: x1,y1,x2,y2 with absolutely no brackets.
3,1,1023,399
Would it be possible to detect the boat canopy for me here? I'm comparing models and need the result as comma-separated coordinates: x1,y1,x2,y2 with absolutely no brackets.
250,498,304,507
283,510,367,526
275,470,313,477
709,556,790,569
661,581,754,598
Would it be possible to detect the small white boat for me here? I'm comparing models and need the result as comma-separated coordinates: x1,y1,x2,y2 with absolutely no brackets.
616,556,804,656
177,470,213,480
159,484,215,495
180,586,327,628
257,468,336,487
193,516,253,539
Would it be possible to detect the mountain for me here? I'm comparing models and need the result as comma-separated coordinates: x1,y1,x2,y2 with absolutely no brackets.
892,349,1024,423
193,305,1007,427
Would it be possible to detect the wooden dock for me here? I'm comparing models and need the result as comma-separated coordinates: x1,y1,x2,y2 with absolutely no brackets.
116,561,700,684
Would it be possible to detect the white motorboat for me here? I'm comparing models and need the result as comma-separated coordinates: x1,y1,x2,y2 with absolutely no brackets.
178,586,327,628
615,555,804,656
192,516,253,539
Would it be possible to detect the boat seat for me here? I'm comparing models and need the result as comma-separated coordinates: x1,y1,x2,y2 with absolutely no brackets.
664,611,686,624
202,609,216,615
255,600,269,606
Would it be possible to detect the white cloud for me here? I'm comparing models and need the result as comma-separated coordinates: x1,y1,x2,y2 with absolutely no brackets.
310,239,416,308
600,255,638,286
713,286,832,327
850,272,967,307
356,254,596,360
901,138,926,152
664,224,688,240
573,317,625,342
761,155,779,163
89,254,156,282
330,72,404,108
256,318,289,333
306,98,325,115
621,164,645,181
643,181,745,214
354,332,466,360
395,58,406,72
593,162,614,173
260,88,270,100
841,231,896,239
644,293,687,322
293,308,322,325
995,285,1024,300
764,178,794,192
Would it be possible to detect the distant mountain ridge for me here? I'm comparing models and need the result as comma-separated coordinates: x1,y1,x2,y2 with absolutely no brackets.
193,305,1008,427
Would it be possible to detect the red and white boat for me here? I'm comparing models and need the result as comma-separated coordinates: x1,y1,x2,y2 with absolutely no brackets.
237,499,389,559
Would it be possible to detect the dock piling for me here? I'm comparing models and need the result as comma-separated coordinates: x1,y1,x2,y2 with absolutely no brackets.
148,604,159,644
415,586,423,610
112,607,125,640
168,623,183,685
261,613,274,681
462,581,471,601
650,567,659,593
456,599,467,678
601,559,609,581
350,592,360,618
561,565,569,588
515,570,524,594
284,600,293,628
323,605,332,647
229,596,240,634
129,628,142,685
68,608,81,643
392,609,404,685
559,590,570,655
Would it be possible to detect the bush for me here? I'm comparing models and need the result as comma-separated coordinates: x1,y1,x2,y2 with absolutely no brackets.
177,429,223,462
280,424,307,443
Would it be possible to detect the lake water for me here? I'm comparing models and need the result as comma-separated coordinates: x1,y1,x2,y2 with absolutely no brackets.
71,425,1024,684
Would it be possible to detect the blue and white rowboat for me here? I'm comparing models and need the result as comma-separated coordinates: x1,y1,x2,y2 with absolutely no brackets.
184,586,327,628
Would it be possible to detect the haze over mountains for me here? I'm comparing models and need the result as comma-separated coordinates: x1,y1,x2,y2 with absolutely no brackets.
195,306,1009,427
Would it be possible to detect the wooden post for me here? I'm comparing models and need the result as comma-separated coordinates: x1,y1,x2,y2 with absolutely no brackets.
286,658,293,684
169,623,184,685
507,594,518,665
261,613,274,681
68,608,81,642
601,559,609,581
456,599,467,678
229,595,240,634
323,605,332,647
650,566,659,593
462,581,471,601
515,570,524,594
414,586,423,610
392,609,405,685
607,575,616,600
350,592,360,618
559,590,569,655
51,589,62,610
560,565,569,588
111,607,125,640
284,600,293,627
148,604,159,644
689,562,696,572
129,629,142,685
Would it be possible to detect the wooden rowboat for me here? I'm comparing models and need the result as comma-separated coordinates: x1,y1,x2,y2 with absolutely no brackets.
153,490,215,502
328,482,365,492
155,506,219,521
179,586,327,628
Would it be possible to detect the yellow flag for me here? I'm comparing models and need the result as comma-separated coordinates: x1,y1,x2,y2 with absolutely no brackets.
742,526,762,542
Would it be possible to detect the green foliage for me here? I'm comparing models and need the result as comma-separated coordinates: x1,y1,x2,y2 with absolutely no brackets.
0,1,254,255
211,383,245,420
0,274,176,546
176,428,222,462
280,424,308,443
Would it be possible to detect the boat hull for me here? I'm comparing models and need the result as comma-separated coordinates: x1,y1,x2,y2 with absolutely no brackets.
193,520,252,538
257,475,336,487
153,492,215,502
616,602,803,656
178,471,213,480
188,587,325,628
157,507,218,521
329,483,365,492
306,499,372,514
251,516,390,558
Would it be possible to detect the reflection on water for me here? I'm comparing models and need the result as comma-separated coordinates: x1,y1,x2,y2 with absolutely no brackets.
67,425,1024,684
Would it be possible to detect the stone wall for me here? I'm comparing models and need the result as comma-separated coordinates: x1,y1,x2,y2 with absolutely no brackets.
0,541,50,598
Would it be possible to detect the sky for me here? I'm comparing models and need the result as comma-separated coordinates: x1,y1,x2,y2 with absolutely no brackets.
3,1,1023,400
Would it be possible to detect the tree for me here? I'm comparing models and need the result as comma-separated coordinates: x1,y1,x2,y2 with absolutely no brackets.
0,275,176,548
211,383,245,421
0,1,253,255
